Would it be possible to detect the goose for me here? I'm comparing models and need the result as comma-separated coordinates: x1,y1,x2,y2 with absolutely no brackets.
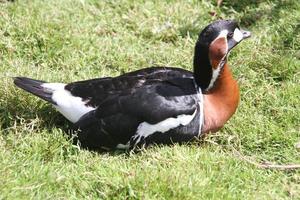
14,19,251,150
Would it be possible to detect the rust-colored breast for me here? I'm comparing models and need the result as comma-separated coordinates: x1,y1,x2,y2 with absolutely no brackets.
202,64,240,133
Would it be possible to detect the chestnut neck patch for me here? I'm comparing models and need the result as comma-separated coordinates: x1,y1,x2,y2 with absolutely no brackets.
206,31,228,90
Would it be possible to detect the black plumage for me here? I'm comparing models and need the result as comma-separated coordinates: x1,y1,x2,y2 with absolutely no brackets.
71,67,202,149
13,77,55,104
13,20,250,150
14,67,202,150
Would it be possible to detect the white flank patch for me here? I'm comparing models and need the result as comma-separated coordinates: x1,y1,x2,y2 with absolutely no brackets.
131,109,197,145
42,83,96,123
233,28,243,43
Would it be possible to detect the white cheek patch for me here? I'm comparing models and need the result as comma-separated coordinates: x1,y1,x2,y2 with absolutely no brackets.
233,28,243,42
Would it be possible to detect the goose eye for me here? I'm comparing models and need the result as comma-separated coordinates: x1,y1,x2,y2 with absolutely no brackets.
227,32,234,38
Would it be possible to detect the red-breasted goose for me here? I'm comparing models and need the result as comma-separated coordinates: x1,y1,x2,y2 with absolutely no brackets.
14,20,251,150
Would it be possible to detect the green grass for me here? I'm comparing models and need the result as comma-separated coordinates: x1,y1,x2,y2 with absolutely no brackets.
1,0,300,199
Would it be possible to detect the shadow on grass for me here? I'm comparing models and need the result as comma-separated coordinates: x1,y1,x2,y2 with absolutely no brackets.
1,97,128,154
2,97,211,156
1,99,71,136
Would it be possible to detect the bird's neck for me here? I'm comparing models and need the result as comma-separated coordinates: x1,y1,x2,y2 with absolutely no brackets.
202,63,240,133
193,44,212,90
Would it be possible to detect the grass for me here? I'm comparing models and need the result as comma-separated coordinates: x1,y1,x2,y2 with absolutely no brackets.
0,0,299,199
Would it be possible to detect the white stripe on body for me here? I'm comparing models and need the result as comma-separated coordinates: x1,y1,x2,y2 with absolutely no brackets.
116,143,130,149
42,83,96,123
131,108,198,145
194,83,204,136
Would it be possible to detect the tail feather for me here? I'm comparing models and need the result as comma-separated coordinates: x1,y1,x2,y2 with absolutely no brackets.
13,77,56,105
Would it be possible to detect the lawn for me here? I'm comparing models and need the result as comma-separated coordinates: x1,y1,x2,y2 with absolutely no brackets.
0,0,299,199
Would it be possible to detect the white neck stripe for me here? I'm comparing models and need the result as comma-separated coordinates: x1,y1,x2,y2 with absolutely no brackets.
207,32,228,91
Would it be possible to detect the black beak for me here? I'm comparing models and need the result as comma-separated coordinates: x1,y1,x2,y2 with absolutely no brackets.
241,30,251,39
227,29,251,51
